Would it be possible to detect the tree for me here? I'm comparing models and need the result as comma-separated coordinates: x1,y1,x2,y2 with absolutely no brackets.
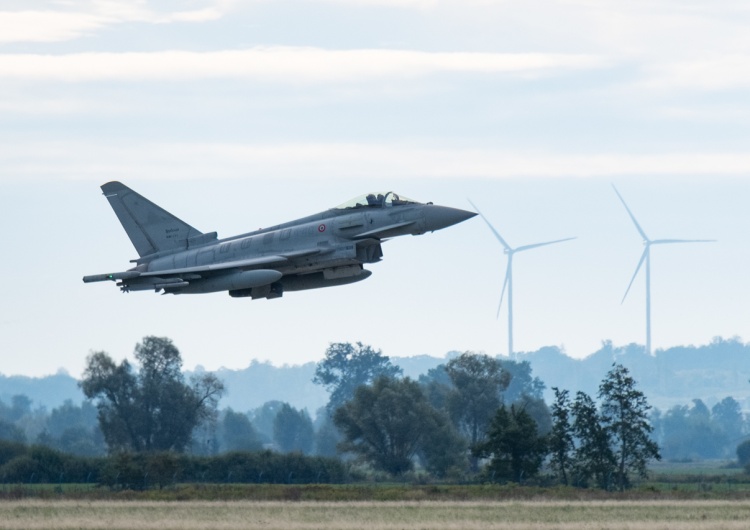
712,397,744,451
273,404,314,454
548,387,575,485
737,439,750,468
571,391,615,489
498,360,546,402
313,342,402,412
250,401,286,443
474,404,547,483
0,420,26,443
80,336,224,453
45,400,99,438
313,411,341,457
444,352,510,453
219,409,262,452
598,363,660,491
333,376,445,475
418,415,467,478
418,364,453,411
515,394,552,435
8,395,32,422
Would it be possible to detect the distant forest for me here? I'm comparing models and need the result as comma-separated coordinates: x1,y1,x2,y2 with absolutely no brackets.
2,336,750,464
3,337,749,413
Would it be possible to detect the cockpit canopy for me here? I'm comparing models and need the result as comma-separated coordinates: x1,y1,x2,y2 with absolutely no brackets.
335,192,421,210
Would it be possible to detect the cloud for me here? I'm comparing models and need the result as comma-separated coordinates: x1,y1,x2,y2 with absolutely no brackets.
0,2,231,43
3,141,749,181
640,55,750,91
0,48,607,83
314,0,438,7
0,11,110,43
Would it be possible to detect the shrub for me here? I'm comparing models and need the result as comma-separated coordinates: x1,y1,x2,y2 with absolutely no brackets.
737,440,750,467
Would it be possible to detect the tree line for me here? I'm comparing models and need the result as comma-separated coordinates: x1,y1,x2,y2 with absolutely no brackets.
315,344,659,489
0,439,346,487
16,335,748,490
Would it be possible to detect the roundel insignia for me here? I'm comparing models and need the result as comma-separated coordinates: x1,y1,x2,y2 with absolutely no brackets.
318,224,326,233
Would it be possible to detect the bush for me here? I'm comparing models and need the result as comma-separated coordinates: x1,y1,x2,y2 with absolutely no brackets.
737,440,750,467
0,455,38,483
0,437,347,490
0,440,27,468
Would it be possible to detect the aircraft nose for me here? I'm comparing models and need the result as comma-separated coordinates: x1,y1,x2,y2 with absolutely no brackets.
423,205,477,232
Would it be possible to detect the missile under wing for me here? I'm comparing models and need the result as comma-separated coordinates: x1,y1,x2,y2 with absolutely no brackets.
83,183,476,299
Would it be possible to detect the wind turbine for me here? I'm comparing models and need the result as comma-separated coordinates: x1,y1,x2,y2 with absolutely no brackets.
469,200,576,359
612,184,715,355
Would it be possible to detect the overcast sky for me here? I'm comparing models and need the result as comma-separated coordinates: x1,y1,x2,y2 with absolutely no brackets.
1,0,748,377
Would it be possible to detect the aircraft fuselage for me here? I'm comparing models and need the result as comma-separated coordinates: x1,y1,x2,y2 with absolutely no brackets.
83,184,475,299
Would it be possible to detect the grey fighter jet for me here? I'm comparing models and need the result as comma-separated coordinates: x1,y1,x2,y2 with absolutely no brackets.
83,182,476,299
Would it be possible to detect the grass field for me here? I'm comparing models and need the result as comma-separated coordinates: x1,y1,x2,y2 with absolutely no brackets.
2,499,750,529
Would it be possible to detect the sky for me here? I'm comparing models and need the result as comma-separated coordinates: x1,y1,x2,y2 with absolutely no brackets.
0,0,749,378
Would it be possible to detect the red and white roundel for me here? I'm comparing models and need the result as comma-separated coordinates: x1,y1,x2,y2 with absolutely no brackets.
318,224,326,233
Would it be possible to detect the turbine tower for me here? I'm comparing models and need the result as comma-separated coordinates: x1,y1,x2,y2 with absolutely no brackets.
469,200,575,359
612,184,715,355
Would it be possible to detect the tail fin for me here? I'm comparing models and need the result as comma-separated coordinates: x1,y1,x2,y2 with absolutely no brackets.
101,181,203,258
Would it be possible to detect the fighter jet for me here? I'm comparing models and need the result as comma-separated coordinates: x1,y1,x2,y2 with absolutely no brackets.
83,182,476,299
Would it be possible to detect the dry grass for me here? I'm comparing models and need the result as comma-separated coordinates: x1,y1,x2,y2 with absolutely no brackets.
2,500,750,530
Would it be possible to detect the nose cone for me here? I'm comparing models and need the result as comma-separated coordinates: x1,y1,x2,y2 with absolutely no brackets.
423,205,477,232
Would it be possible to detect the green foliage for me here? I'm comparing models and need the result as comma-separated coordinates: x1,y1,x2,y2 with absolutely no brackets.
312,412,341,457
514,394,552,435
656,400,726,460
0,454,38,482
0,439,27,467
548,387,574,485
79,336,225,453
444,352,509,450
712,397,743,444
273,404,314,454
334,376,447,476
0,443,104,484
418,412,467,478
8,395,32,422
418,364,452,411
0,419,26,444
599,364,661,491
474,405,547,483
571,391,615,489
0,438,345,489
250,401,285,443
218,409,262,453
737,440,750,467
498,360,546,402
100,452,147,489
188,450,347,484
313,342,402,412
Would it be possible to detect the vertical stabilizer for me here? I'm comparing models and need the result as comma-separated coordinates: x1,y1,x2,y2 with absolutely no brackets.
100,181,203,258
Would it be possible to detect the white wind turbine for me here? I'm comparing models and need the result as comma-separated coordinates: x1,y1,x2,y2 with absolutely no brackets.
612,184,715,355
469,200,576,359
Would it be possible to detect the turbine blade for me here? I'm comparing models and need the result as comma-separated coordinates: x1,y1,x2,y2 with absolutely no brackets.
515,237,576,253
622,247,648,304
467,199,513,251
612,184,649,242
651,238,717,245
497,257,512,319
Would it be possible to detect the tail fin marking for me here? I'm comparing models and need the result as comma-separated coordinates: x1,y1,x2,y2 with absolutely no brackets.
101,181,203,258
